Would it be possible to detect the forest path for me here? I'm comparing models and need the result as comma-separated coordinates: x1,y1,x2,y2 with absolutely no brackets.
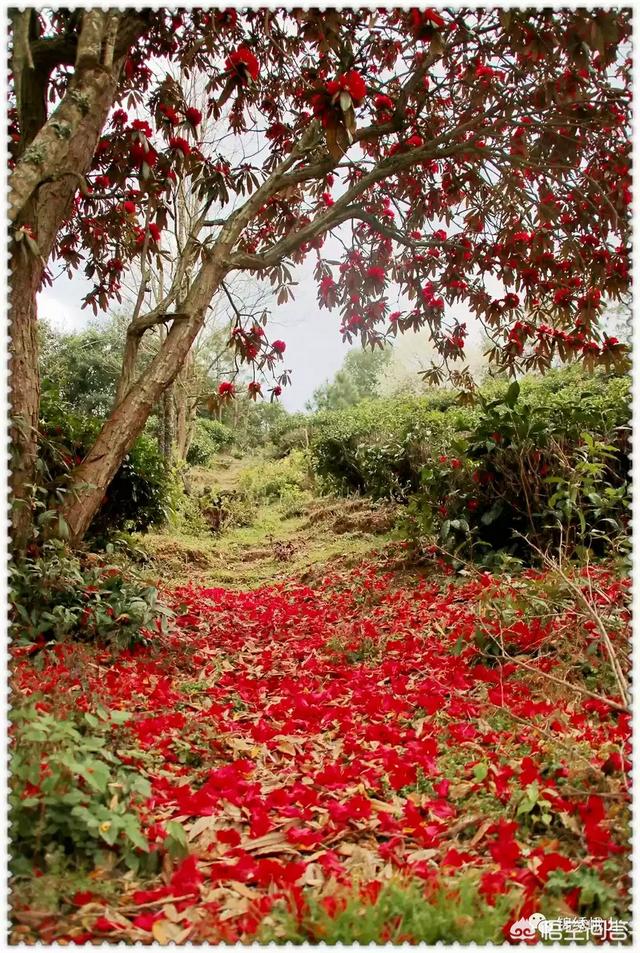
139,455,397,590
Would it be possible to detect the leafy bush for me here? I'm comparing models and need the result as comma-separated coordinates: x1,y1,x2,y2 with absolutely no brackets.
268,411,311,457
10,542,171,651
238,449,311,502
10,704,151,876
196,487,257,532
186,417,234,466
310,369,630,563
38,386,170,540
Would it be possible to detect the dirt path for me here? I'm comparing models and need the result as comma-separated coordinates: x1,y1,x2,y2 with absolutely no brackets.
139,456,397,589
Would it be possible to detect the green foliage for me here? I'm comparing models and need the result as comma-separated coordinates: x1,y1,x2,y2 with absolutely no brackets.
268,411,310,457
39,320,125,419
10,704,151,876
186,418,234,466
311,368,629,563
10,542,171,650
238,450,311,503
196,486,258,532
308,346,391,413
545,867,619,918
38,384,170,539
260,878,517,944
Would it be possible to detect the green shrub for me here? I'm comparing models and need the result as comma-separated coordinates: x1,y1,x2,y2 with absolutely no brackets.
404,378,630,564
10,704,151,876
197,486,258,531
10,542,171,651
268,412,311,457
186,417,234,466
239,450,310,502
310,369,630,563
278,485,312,518
38,385,170,541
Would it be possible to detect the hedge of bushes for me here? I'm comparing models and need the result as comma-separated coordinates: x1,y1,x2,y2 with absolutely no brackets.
310,368,630,563
186,417,235,466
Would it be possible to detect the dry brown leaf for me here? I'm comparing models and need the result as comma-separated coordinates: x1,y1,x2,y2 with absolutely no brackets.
187,814,221,841
229,881,260,900
406,848,438,863
469,818,494,848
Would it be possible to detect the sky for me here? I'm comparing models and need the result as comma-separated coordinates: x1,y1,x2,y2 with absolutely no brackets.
39,259,359,413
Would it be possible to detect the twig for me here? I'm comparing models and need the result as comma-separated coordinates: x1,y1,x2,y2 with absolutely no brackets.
523,538,629,708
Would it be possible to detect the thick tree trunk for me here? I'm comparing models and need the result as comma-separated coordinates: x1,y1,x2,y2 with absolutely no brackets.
58,264,226,545
9,244,41,551
8,12,144,553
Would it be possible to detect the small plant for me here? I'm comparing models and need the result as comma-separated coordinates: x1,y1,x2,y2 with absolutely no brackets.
186,417,234,466
10,705,151,876
10,542,171,650
259,877,519,944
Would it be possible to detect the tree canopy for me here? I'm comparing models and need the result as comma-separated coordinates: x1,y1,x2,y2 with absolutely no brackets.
9,7,632,546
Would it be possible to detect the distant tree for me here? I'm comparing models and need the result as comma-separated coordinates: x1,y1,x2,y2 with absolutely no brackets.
309,347,391,412
39,319,126,418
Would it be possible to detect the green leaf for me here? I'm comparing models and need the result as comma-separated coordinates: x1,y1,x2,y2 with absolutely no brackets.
504,380,520,408
473,762,488,781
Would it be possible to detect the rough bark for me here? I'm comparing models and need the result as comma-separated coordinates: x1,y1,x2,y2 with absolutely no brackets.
8,11,144,552
161,386,175,464
9,242,41,551
174,351,197,461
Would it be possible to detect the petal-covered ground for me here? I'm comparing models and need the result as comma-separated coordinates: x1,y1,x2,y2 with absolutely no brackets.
11,554,630,943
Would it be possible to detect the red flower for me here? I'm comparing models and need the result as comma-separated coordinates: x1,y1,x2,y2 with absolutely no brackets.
218,381,235,397
340,70,367,106
374,93,394,111
272,340,286,354
226,46,259,84
410,8,446,40
159,103,179,126
272,385,282,398
248,381,262,399
169,136,191,156
169,854,203,896
185,106,202,125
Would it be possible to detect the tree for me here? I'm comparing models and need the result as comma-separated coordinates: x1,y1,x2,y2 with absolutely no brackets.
309,346,391,412
9,8,631,548
39,318,127,418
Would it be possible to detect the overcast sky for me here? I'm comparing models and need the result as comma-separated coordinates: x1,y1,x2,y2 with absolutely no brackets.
40,258,362,412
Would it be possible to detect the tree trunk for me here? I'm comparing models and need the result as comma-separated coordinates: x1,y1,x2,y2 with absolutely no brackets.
58,263,226,545
174,352,197,461
8,12,144,553
9,243,41,552
162,386,174,464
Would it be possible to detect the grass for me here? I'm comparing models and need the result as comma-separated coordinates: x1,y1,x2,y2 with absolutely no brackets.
257,877,520,944
139,454,395,589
